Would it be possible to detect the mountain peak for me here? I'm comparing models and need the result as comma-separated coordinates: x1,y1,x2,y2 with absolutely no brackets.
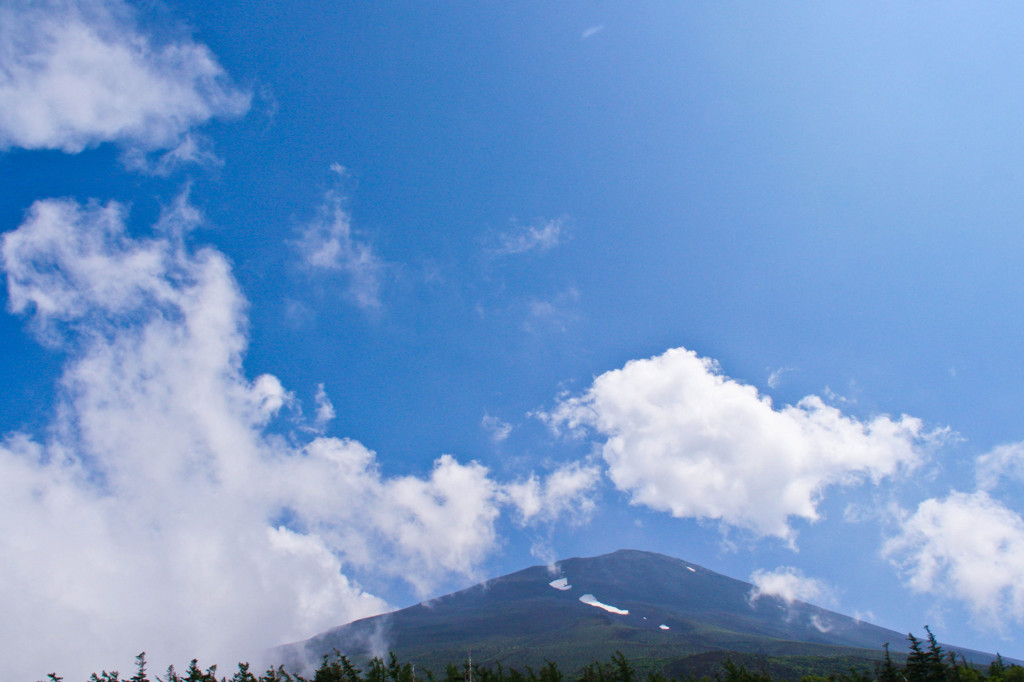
277,549,992,678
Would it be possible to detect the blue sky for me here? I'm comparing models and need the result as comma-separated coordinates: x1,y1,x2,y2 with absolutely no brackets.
4,1,1024,678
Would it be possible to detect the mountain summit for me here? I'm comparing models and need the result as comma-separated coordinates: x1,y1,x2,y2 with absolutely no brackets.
277,550,985,678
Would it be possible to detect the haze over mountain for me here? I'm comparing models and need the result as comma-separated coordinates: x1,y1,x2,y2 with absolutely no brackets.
280,550,998,678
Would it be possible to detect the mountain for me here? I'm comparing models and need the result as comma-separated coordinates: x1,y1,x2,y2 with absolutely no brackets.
276,549,996,679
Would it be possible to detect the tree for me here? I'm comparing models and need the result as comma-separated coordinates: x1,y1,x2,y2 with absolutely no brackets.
719,659,772,682
878,643,902,682
923,626,948,682
260,664,300,682
538,661,562,682
1000,667,1024,682
131,653,151,682
339,654,363,682
232,662,258,682
183,659,218,682
609,652,633,682
366,657,388,682
158,664,179,682
315,653,344,682
990,655,1008,680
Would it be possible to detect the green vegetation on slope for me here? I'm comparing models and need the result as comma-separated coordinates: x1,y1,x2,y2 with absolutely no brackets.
44,629,1023,682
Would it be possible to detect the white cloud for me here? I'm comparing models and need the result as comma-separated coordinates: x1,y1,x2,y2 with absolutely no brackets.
976,441,1024,491
121,132,225,175
884,490,1024,628
3,198,181,341
481,413,513,442
505,462,602,526
581,25,605,40
0,196,507,681
314,383,336,429
494,218,568,256
749,566,830,607
298,185,384,311
542,347,937,541
810,614,834,633
767,366,793,389
852,610,876,624
0,0,249,153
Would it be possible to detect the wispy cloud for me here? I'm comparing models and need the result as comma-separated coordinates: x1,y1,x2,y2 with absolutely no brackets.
0,0,249,154
976,441,1024,491
313,383,336,430
767,366,795,389
581,25,605,40
524,287,580,334
297,176,385,311
540,347,943,542
481,413,512,442
121,133,225,176
493,217,569,256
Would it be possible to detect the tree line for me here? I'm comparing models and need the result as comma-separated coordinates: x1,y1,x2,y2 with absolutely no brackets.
42,628,1024,682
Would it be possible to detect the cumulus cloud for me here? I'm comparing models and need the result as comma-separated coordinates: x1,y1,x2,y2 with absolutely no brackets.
0,196,515,681
298,184,385,311
749,566,831,607
493,217,568,256
505,462,602,526
976,441,1024,491
884,490,1024,628
542,347,937,541
0,0,249,154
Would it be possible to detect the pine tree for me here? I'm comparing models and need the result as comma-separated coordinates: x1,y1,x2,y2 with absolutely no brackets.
990,655,1007,680
922,626,948,682
159,663,180,682
314,653,344,682
366,657,387,682
878,643,902,682
260,664,299,682
339,654,362,682
445,663,462,682
906,633,930,682
184,659,217,682
232,662,258,682
610,652,633,682
130,653,150,682
538,661,562,682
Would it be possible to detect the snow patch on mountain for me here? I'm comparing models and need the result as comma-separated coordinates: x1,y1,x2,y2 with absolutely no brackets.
549,577,571,591
659,624,670,630
579,594,629,615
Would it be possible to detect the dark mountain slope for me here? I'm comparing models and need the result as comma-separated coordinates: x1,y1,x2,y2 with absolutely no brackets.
277,549,996,678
